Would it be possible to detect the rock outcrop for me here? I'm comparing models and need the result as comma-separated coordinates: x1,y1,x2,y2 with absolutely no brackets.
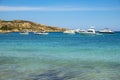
0,20,68,33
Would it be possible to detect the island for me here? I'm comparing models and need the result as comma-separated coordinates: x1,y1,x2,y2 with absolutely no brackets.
0,20,68,33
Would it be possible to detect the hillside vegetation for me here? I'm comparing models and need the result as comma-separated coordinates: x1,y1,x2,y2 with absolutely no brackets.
0,20,68,33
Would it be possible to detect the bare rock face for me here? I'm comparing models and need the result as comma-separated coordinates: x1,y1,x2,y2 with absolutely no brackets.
0,20,67,32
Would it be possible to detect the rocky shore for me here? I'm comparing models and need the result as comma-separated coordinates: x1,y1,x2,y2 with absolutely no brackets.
0,20,68,33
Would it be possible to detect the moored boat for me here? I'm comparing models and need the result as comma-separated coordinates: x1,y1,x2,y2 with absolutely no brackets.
63,30,75,34
20,30,29,35
34,31,48,35
78,27,96,34
75,29,86,33
20,32,29,35
99,28,114,34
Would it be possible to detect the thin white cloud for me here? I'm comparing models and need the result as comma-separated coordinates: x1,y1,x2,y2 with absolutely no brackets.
0,6,119,11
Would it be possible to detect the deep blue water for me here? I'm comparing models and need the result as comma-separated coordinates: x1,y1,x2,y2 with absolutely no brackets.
0,32,120,80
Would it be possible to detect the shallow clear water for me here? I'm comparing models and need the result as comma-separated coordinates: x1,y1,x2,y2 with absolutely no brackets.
0,32,120,80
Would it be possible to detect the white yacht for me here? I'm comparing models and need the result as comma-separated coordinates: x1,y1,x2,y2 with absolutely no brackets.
87,27,96,34
99,28,114,34
75,29,86,33
34,31,48,35
78,27,96,34
63,30,75,34
20,30,29,35
20,32,29,35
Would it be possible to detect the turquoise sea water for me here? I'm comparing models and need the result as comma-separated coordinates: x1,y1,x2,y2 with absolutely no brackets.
0,32,120,80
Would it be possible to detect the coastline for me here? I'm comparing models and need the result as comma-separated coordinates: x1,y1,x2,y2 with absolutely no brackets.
0,20,68,33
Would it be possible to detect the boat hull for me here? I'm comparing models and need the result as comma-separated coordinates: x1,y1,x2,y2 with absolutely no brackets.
20,32,29,35
34,33,48,35
99,32,114,34
78,32,96,35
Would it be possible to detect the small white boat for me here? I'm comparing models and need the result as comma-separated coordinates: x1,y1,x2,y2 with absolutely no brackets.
78,27,96,34
75,29,86,33
63,30,75,34
20,30,29,35
99,28,114,34
34,31,48,35
20,32,29,35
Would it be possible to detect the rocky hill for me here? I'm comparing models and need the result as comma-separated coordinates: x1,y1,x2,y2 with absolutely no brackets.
0,20,68,33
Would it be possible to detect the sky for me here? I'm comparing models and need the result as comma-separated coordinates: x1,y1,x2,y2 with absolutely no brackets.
0,0,120,31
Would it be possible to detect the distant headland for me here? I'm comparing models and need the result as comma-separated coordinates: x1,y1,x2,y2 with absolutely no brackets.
0,20,68,33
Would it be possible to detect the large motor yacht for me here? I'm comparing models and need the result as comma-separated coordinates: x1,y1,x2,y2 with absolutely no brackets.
78,27,96,34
